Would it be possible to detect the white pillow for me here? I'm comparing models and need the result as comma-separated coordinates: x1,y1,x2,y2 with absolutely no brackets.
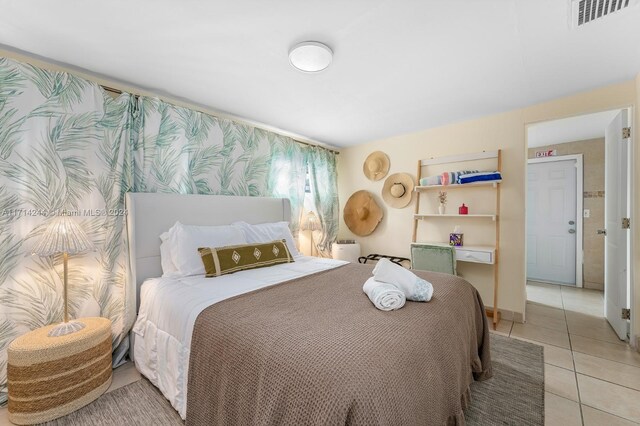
233,221,301,257
159,231,178,276
169,221,247,276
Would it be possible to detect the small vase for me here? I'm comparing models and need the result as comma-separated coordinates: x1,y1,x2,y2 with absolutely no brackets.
438,203,445,215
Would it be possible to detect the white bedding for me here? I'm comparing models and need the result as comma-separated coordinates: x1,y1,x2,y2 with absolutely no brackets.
131,256,348,419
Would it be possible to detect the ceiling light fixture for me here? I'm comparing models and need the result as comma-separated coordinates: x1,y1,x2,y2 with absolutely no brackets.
288,41,333,73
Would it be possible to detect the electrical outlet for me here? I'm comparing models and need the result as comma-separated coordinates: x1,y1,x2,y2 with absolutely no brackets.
583,209,591,218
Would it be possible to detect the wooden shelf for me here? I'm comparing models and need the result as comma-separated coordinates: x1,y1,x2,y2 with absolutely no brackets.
414,213,497,221
414,181,501,191
412,149,502,329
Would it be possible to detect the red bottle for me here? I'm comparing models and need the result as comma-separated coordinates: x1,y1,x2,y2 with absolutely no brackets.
459,203,468,215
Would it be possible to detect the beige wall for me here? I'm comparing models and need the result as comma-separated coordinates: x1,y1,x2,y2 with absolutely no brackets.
528,138,605,290
338,80,637,328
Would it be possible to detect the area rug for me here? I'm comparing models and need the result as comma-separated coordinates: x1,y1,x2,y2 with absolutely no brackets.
465,333,545,425
41,379,183,426
42,333,544,425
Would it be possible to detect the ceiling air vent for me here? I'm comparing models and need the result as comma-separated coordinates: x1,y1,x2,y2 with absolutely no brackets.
570,0,639,27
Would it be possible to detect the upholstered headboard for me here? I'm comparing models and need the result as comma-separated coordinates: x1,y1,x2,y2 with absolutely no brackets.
124,193,291,309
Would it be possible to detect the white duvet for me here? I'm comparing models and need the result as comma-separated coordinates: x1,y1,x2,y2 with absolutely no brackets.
131,256,348,419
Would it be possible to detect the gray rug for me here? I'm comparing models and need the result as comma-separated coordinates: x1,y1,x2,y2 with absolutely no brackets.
41,380,183,426
465,334,545,425
42,334,544,425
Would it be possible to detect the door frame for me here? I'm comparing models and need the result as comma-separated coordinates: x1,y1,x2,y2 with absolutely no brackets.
527,154,584,288
627,108,635,346
622,107,634,343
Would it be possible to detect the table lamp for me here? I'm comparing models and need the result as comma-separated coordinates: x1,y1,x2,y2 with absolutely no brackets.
32,213,94,337
301,211,321,256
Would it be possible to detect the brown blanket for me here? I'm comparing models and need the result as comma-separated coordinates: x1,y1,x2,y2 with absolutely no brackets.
186,263,492,426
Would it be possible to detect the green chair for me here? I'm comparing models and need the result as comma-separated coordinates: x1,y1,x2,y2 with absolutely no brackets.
410,244,457,275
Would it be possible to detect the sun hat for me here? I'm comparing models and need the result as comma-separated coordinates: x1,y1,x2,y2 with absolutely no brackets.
382,173,414,208
343,190,384,236
363,151,390,181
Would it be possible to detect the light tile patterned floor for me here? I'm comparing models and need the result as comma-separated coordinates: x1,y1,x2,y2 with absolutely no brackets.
491,281,640,425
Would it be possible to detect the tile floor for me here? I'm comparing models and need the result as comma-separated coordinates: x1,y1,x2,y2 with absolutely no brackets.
492,280,640,425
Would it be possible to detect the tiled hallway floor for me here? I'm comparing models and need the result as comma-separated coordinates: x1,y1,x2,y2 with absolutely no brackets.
490,281,640,425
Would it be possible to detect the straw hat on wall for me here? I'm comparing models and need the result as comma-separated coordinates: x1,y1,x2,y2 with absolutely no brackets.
362,151,390,181
382,173,414,209
343,190,384,236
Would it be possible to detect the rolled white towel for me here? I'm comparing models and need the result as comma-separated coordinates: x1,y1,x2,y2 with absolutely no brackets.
363,277,406,311
419,175,442,186
373,258,434,302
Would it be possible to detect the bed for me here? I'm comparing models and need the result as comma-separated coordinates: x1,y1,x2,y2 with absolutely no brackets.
126,193,492,426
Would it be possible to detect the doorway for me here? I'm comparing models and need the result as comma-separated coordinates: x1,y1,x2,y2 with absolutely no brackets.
525,108,632,341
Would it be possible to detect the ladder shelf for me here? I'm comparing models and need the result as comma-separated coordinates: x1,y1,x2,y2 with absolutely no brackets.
412,150,502,329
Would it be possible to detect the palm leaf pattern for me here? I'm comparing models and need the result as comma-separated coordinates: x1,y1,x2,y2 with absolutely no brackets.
135,100,272,197
308,147,340,255
268,137,309,234
0,58,135,405
0,56,339,406
0,58,25,108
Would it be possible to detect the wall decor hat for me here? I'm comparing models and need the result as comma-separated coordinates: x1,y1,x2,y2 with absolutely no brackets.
363,151,390,181
343,190,384,236
382,173,414,208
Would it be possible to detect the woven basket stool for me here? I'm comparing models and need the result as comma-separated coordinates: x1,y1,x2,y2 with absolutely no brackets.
7,317,112,425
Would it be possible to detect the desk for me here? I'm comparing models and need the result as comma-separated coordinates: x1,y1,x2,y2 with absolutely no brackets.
411,242,495,264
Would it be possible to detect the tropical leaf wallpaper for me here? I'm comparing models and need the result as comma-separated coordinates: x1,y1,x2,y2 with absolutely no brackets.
0,57,135,405
134,97,271,196
268,135,309,234
0,57,339,405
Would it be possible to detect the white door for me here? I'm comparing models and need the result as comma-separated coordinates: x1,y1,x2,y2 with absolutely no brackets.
604,110,629,340
527,160,577,285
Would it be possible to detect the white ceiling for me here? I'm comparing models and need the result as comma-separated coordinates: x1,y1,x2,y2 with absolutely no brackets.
1,1,639,147
527,109,621,148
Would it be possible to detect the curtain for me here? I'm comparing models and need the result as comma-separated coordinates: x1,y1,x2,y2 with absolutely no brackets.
0,58,135,404
307,147,339,255
267,137,309,235
133,98,271,195
0,56,339,405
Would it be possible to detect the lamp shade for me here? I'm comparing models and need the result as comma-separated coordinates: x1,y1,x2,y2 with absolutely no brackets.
32,215,94,256
301,211,321,232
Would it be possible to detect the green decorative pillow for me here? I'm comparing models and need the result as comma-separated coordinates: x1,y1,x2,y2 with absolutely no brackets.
198,239,294,277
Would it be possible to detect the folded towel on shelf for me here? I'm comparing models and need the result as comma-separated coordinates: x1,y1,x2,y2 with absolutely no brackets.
440,170,479,186
440,172,451,186
419,175,442,186
362,277,406,311
457,171,502,184
372,258,434,302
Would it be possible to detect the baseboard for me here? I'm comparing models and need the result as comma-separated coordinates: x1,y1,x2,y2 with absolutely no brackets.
486,307,524,324
485,308,501,322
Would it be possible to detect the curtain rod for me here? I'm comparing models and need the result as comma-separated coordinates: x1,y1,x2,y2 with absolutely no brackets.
101,85,340,155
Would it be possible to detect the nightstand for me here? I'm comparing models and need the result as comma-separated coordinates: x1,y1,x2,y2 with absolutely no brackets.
7,317,112,425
